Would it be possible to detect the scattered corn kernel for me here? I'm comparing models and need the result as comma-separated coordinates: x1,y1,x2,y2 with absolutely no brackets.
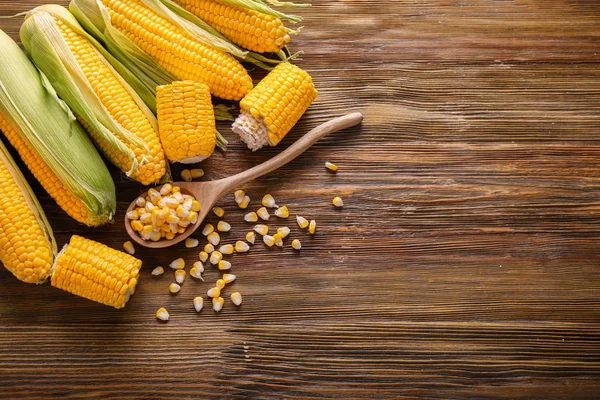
273,233,283,247
262,194,277,208
207,231,221,246
254,224,269,236
202,224,215,236
204,243,215,254
238,195,250,209
126,210,139,220
223,274,236,284
169,282,181,294
210,251,223,265
216,279,226,289
231,292,242,306
199,251,209,262
309,220,317,234
152,266,165,276
156,307,169,321
185,238,199,248
246,231,256,244
263,235,275,247
297,215,309,229
332,197,344,207
234,190,245,204
325,162,338,172
218,260,232,271
207,287,221,298
274,206,289,218
219,244,234,254
277,226,291,238
257,207,270,220
181,169,192,181
213,297,224,312
193,297,204,312
292,239,302,250
170,258,185,270
123,241,135,255
244,212,258,222
191,168,204,179
175,270,186,284
235,241,250,253
190,265,204,281
217,221,231,232
212,206,225,217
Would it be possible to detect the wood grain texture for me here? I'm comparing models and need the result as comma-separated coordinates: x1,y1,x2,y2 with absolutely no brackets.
1,0,600,398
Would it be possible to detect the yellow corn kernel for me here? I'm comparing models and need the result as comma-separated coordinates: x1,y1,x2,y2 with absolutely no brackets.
204,243,215,254
166,214,180,225
274,206,289,218
207,231,221,246
212,207,225,218
213,296,225,312
191,169,204,179
152,266,165,276
261,194,277,208
156,307,170,321
191,200,201,212
235,241,250,253
131,220,144,232
231,292,242,306
223,274,236,284
185,238,199,248
169,258,185,270
238,195,250,209
219,244,234,255
217,220,231,232
246,231,256,244
199,251,209,262
207,286,221,298
166,232,175,240
190,264,204,280
175,269,186,284
296,216,309,229
202,223,215,236
181,169,192,182
332,197,344,207
244,212,258,223
216,279,226,289
123,241,135,255
210,251,223,265
135,197,146,207
325,162,338,172
126,210,139,220
254,224,269,236
169,282,181,294
193,297,204,312
272,233,283,247
257,207,270,221
159,184,172,196
218,260,232,271
277,226,290,238
291,239,301,250
263,234,275,247
234,190,245,204
148,188,161,205
309,220,317,234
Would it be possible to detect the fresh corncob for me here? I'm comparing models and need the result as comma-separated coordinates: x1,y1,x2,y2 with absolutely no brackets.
157,81,216,163
21,5,168,185
51,235,142,309
0,140,57,284
70,0,254,100
0,30,115,226
232,63,318,151
172,0,291,53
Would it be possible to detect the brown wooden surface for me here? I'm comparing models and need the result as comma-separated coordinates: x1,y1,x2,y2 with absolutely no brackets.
1,0,600,399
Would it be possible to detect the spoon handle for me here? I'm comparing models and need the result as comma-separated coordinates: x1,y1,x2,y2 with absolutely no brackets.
221,112,363,191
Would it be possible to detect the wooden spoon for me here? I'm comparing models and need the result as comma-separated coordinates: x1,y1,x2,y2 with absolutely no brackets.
125,112,363,249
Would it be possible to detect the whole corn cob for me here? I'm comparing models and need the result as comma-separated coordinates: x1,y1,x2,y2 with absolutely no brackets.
21,6,168,185
71,0,253,101
157,80,216,163
0,139,56,284
232,62,318,151
51,235,142,309
0,30,115,226
172,0,291,53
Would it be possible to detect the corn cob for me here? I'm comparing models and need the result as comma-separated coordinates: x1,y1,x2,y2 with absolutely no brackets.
21,6,168,185
70,0,253,101
0,139,56,284
157,81,216,163
0,30,115,226
51,235,142,309
172,0,291,53
232,62,317,151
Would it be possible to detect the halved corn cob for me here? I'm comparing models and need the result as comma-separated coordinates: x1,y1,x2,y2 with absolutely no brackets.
232,63,318,151
157,81,217,163
21,5,167,185
0,30,115,226
0,139,57,284
70,0,254,100
172,0,291,53
51,235,142,309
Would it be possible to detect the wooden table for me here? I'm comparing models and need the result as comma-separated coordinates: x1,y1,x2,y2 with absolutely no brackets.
1,1,599,398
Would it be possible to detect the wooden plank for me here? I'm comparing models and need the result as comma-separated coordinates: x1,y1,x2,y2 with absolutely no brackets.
0,0,599,398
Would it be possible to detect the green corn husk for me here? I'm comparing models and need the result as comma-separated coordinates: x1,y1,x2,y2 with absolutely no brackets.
21,5,169,184
0,29,115,227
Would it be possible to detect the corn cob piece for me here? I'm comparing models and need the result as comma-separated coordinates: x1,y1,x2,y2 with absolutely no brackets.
0,140,57,284
51,235,142,309
232,63,318,151
173,0,291,53
0,30,115,226
71,0,253,101
21,6,167,185
157,81,216,163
